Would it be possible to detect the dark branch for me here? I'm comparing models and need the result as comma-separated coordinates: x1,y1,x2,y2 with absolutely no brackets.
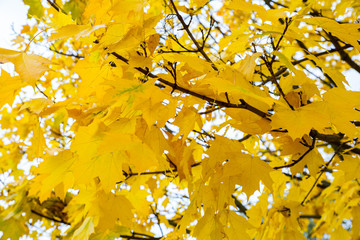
326,32,360,74
110,52,270,119
117,162,201,184
169,0,218,71
31,209,69,225
238,134,252,143
274,137,315,170
50,48,84,59
301,146,342,206
292,43,353,66
310,130,360,155
299,214,321,219
46,0,59,11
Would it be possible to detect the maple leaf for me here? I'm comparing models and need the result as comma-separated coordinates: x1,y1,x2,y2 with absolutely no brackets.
271,102,330,140
222,153,274,195
23,0,44,18
0,218,28,240
300,17,360,52
29,150,75,201
0,48,52,84
0,70,26,107
49,24,105,41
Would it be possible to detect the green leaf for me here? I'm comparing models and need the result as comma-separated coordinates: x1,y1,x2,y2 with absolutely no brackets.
64,0,86,22
23,0,44,19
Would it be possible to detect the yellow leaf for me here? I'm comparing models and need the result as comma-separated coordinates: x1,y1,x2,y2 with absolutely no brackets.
27,116,46,160
29,150,75,201
192,208,216,240
73,58,111,98
161,53,213,73
300,17,360,52
238,52,263,81
228,0,287,24
205,135,245,173
168,139,198,180
323,88,360,138
173,106,202,138
49,24,105,41
147,33,160,55
272,102,330,140
71,217,95,240
335,155,360,182
0,48,52,84
226,108,271,134
97,191,133,230
19,98,53,114
50,11,75,28
290,148,324,177
0,218,28,240
13,35,25,45
330,225,351,240
351,206,360,239
201,76,277,108
225,211,251,240
71,125,126,191
222,153,274,195
0,70,26,107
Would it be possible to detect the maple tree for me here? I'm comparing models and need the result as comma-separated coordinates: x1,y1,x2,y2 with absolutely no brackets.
0,0,360,239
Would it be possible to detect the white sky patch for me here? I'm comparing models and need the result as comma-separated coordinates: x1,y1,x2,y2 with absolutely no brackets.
0,0,28,49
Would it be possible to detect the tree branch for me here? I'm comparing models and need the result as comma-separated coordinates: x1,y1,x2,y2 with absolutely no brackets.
262,18,294,110
46,0,59,11
310,130,360,155
299,214,321,219
301,146,342,205
111,52,270,119
31,209,69,225
50,47,84,59
117,162,201,184
169,0,218,71
326,31,360,74
46,0,67,14
292,43,353,66
120,232,161,240
274,137,315,170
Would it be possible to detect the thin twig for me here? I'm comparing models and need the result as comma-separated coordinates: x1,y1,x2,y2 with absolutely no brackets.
169,0,218,71
150,204,164,237
35,84,53,102
238,134,252,143
325,31,360,74
116,162,201,184
274,137,315,169
111,52,271,119
46,0,59,11
301,146,342,205
31,209,69,225
50,47,84,59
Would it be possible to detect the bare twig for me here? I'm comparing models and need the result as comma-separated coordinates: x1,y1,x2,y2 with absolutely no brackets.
169,0,218,71
50,47,84,59
325,31,360,74
111,52,271,119
301,146,342,205
31,209,69,225
274,137,315,170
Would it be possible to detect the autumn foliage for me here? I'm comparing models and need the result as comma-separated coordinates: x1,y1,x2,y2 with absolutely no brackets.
1,0,360,239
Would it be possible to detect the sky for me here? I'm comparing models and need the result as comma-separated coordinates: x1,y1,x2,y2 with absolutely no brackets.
0,0,28,49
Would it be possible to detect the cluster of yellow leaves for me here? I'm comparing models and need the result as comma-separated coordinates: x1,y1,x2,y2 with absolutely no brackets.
0,0,360,239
